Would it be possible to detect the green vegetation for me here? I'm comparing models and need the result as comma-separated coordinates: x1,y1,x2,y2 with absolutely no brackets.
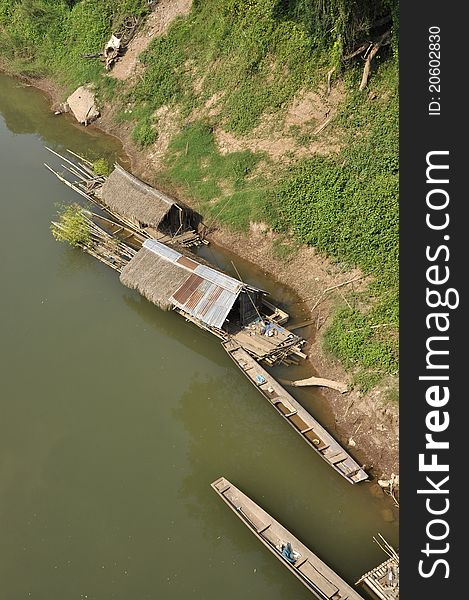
0,0,399,392
132,0,330,136
160,122,267,229
0,0,148,87
131,116,158,147
92,157,111,176
51,204,90,247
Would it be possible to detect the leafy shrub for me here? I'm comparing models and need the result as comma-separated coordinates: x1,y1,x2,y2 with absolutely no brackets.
132,118,157,147
92,158,112,176
51,204,90,247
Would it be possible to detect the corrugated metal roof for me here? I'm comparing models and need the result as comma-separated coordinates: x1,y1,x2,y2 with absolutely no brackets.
194,264,241,294
142,239,249,328
144,239,243,292
172,282,238,328
176,255,199,270
172,273,204,304
144,239,182,262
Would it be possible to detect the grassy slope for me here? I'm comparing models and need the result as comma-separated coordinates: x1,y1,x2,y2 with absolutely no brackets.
0,0,399,393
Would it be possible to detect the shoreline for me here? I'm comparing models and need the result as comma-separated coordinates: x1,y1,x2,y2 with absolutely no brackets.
2,67,398,487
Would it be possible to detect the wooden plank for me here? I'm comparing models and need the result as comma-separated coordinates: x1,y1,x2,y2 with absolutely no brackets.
287,319,315,331
330,452,348,465
298,562,339,598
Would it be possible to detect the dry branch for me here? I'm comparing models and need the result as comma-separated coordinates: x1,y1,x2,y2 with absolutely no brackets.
313,116,333,135
310,275,364,312
326,66,336,95
359,32,391,91
343,42,371,61
282,376,348,394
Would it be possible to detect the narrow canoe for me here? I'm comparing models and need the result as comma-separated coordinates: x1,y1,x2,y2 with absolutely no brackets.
222,339,368,484
211,477,365,599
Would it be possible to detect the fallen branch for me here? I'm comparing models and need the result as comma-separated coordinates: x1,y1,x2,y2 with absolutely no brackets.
326,66,336,95
323,275,364,295
343,42,371,61
281,376,348,394
313,116,333,135
310,275,364,312
347,323,396,333
359,32,391,91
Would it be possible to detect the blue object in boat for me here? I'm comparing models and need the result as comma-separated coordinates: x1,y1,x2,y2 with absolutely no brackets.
281,542,297,564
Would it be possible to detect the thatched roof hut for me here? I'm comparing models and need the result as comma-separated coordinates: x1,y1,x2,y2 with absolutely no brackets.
120,242,188,310
120,240,263,328
100,165,196,231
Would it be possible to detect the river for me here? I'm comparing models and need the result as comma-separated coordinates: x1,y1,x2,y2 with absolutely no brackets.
0,72,398,600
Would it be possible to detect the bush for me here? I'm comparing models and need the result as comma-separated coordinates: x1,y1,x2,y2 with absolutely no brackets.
132,118,157,147
92,158,112,176
51,204,90,247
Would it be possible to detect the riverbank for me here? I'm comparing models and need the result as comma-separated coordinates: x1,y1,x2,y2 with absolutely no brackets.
3,63,398,487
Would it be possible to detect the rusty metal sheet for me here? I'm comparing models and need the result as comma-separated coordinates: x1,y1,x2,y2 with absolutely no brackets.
172,273,204,304
143,239,253,328
176,255,199,270
171,279,239,328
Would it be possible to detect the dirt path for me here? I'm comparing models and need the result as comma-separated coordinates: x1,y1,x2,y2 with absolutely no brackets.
111,0,193,81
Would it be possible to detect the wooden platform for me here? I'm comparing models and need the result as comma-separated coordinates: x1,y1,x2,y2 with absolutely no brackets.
143,226,205,248
230,318,306,365
222,339,368,484
212,477,366,599
357,554,399,600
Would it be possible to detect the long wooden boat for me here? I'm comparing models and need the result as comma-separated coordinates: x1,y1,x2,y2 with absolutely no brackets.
222,339,368,484
211,477,365,599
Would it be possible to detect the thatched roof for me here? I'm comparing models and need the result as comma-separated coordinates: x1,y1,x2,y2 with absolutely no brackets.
120,243,188,310
101,164,179,227
120,240,261,328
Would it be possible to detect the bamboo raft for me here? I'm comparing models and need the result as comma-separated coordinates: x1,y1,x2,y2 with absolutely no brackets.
212,477,365,599
356,536,399,600
45,148,204,248
222,339,368,484
51,209,137,271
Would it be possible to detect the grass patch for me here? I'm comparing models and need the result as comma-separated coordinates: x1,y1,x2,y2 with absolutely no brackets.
126,0,332,136
271,236,300,261
161,121,271,231
0,0,149,91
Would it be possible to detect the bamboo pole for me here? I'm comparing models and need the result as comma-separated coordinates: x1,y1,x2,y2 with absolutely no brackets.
45,146,93,180
44,163,94,202
65,148,94,168
60,163,91,183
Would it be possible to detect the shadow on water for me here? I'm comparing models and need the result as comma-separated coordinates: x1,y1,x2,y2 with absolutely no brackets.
122,292,231,370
